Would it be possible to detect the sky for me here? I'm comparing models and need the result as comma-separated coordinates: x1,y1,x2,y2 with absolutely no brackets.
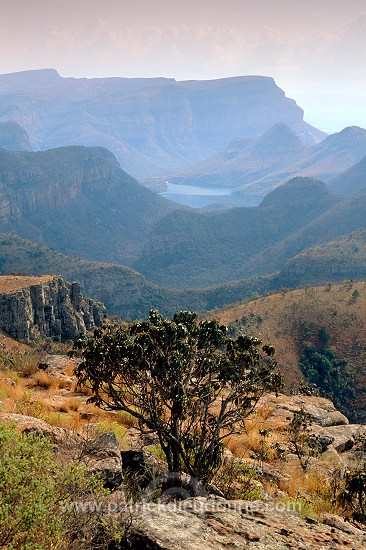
1,0,365,132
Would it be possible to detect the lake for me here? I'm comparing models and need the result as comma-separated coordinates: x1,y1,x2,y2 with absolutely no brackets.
161,182,234,208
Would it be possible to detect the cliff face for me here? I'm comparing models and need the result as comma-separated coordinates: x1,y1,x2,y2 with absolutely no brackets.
0,70,325,177
0,275,106,342
0,146,177,265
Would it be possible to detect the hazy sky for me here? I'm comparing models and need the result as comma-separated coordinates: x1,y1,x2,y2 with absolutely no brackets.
1,0,365,132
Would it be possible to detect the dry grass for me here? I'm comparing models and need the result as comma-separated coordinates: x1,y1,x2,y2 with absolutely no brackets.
58,397,81,413
0,275,54,293
33,371,58,390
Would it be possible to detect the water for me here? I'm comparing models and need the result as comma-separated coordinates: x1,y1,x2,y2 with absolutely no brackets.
161,182,234,208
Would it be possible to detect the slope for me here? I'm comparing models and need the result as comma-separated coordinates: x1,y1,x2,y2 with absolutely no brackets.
134,177,340,288
328,153,366,196
0,146,179,265
232,125,366,204
165,123,309,191
244,184,366,277
216,281,366,422
0,122,32,151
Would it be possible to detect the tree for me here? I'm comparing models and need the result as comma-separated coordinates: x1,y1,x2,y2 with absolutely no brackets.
339,468,366,525
72,310,282,488
287,408,321,472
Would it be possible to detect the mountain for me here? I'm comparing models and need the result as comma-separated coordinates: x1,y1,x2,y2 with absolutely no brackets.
164,123,309,192
134,177,339,288
242,184,366,277
232,126,366,204
0,122,32,151
0,69,324,178
0,146,178,265
328,153,366,196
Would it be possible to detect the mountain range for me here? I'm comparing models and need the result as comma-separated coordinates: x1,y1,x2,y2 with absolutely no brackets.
0,69,325,178
162,125,366,206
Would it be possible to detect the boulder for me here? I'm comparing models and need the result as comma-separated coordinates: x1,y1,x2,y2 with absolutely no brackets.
83,432,123,490
259,393,349,427
0,412,71,444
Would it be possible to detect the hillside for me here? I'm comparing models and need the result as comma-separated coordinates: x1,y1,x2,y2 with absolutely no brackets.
0,69,324,177
240,183,366,279
329,154,366,196
216,281,366,422
164,123,309,192
0,146,178,264
0,122,32,151
134,177,340,288
277,229,366,287
232,125,366,204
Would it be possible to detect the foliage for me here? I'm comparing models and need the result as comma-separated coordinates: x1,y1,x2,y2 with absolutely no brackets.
287,409,321,472
338,468,366,525
0,422,121,549
213,459,262,501
299,345,355,416
72,310,282,486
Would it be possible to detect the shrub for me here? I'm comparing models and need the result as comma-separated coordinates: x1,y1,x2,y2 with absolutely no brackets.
0,421,122,549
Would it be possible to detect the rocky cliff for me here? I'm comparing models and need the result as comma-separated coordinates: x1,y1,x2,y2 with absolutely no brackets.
0,69,325,177
0,146,177,265
0,275,106,342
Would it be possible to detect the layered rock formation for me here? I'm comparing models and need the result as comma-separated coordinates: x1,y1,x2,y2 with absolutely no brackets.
0,69,325,177
0,275,106,342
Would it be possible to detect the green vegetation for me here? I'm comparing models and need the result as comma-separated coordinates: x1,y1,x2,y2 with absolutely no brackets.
299,346,355,417
0,422,121,549
134,178,338,288
72,309,282,488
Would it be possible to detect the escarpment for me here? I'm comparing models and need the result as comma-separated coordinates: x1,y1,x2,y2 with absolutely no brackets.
0,275,106,342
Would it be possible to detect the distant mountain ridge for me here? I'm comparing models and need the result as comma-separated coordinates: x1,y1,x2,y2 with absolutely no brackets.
162,125,366,206
0,69,325,177
165,123,309,192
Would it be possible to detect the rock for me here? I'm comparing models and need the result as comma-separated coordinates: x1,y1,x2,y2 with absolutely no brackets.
0,412,71,444
0,275,106,342
83,432,123,490
322,513,364,536
122,496,366,549
260,393,349,427
312,424,364,453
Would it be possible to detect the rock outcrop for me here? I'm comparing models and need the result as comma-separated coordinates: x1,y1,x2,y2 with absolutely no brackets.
0,275,106,342
126,496,366,549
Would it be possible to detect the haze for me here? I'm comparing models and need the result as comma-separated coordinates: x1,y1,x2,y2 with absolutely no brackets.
1,0,365,132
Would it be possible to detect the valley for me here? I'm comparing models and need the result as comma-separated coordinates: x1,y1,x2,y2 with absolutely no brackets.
0,67,366,546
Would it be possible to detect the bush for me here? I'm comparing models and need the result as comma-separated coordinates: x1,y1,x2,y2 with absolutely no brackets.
0,422,121,549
